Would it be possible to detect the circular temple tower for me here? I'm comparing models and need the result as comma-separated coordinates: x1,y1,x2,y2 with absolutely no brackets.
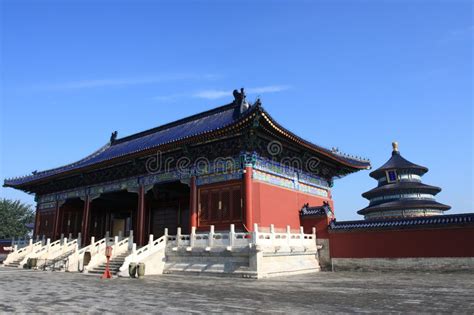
358,142,450,220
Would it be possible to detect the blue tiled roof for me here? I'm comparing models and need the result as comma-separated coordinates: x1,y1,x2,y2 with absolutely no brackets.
4,99,371,188
5,102,244,186
329,213,474,231
370,150,428,179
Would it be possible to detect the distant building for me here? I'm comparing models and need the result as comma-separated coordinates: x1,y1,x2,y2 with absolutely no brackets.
357,142,450,220
316,142,473,272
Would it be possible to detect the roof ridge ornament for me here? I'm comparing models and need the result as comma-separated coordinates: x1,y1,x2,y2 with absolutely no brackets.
233,88,250,114
110,131,118,144
392,141,399,155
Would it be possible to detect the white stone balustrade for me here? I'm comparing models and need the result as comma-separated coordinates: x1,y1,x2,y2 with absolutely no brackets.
165,224,316,253
254,224,317,252
66,235,113,272
118,230,168,277
17,237,79,269
3,239,44,266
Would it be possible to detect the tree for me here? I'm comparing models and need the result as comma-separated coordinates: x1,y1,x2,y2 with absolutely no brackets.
0,198,35,239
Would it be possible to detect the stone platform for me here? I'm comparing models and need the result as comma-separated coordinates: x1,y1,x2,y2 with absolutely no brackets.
1,267,473,313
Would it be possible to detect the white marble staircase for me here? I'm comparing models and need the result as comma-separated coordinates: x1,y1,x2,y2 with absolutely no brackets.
2,240,44,268
87,252,131,275
3,257,25,268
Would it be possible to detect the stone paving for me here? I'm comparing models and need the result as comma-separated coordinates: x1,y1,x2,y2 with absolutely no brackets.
0,267,473,314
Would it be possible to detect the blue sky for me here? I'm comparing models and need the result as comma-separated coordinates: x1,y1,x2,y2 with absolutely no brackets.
1,0,472,220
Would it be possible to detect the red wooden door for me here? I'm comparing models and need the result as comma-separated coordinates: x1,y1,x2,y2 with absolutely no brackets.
198,182,242,229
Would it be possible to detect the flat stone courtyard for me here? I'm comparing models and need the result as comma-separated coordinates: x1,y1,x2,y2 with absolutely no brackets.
0,267,473,314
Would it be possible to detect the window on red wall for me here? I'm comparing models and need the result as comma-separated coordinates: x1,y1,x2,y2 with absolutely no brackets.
198,183,242,227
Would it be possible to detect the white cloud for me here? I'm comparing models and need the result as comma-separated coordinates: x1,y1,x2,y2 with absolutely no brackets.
247,85,291,94
34,73,220,91
194,85,291,100
193,90,230,100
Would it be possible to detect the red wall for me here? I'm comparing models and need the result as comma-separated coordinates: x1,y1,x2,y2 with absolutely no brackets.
0,241,12,254
301,216,332,238
329,226,474,258
252,181,333,230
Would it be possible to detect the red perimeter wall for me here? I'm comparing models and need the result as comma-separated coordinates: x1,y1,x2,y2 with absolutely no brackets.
252,181,333,230
329,226,474,258
0,240,12,254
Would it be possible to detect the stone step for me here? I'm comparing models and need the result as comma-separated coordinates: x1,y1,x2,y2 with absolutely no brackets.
86,251,131,274
98,259,126,265
89,261,126,273
92,268,119,273
3,259,23,267
95,264,124,269
3,264,20,268
88,270,118,275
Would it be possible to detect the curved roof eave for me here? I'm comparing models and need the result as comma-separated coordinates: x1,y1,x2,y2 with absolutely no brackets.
357,200,451,215
258,107,371,170
369,152,428,179
361,182,442,199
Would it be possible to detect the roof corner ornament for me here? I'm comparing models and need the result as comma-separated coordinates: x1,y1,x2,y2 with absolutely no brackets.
110,131,118,144
253,97,262,108
233,88,250,113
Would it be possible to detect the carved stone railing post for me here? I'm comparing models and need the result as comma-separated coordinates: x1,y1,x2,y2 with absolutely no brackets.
190,227,196,248
114,236,119,252
132,243,137,254
148,234,154,246
228,224,235,250
77,233,82,249
313,227,318,249
129,230,134,250
208,225,215,250
252,223,259,246
176,227,182,247
163,228,168,248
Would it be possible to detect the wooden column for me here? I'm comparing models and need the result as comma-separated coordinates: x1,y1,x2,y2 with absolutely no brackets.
81,196,91,245
244,166,253,232
53,201,61,241
34,206,40,238
137,186,146,246
189,176,198,232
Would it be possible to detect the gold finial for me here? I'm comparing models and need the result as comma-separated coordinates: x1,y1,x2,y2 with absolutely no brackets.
392,141,399,152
